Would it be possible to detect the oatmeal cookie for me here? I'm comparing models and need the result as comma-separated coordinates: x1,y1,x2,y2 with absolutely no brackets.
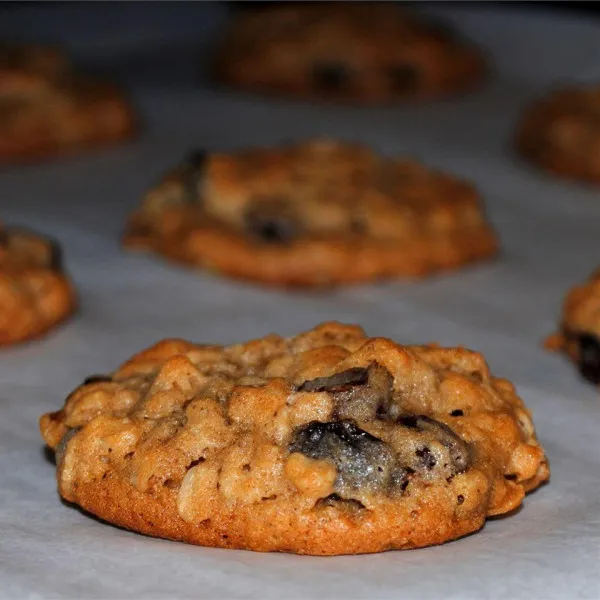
517,84,600,184
0,223,76,345
123,139,498,287
545,268,600,385
214,3,485,104
0,42,136,162
40,322,549,555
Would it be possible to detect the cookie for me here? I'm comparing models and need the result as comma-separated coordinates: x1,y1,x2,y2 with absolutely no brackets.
0,42,136,162
517,84,600,184
214,3,485,104
0,223,76,346
40,321,549,555
545,268,600,385
123,139,498,287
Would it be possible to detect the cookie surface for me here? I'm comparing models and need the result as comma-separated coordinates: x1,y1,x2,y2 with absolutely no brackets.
40,322,549,555
123,139,498,287
214,3,485,104
545,268,600,386
0,223,76,346
0,42,136,162
517,84,600,184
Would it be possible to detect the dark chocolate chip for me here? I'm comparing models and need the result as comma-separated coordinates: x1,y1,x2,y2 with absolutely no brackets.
450,409,464,417
312,62,350,91
457,494,465,505
48,240,63,271
290,420,396,494
315,493,366,510
388,64,420,92
245,205,298,244
298,367,369,393
182,151,206,204
578,333,600,385
186,149,206,169
83,374,113,385
415,446,437,469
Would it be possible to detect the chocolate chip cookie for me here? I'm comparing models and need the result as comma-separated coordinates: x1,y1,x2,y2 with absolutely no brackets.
214,3,486,104
123,139,498,287
545,268,600,385
0,42,136,162
517,84,600,184
0,223,76,346
40,322,549,555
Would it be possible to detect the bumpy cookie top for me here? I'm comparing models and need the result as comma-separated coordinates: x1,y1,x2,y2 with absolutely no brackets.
216,3,484,102
0,223,75,345
124,140,497,285
41,322,549,554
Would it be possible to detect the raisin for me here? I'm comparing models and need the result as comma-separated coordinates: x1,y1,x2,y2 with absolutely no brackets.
578,333,600,385
312,62,349,91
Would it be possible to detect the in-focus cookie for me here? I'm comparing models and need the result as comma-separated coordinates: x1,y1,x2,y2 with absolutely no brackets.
40,321,549,555
0,223,76,345
517,84,600,184
123,139,498,287
0,42,136,162
214,3,485,104
545,268,600,385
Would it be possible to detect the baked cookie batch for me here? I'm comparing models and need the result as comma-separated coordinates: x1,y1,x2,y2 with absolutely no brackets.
0,2,594,555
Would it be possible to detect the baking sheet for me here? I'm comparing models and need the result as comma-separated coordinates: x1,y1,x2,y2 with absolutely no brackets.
1,3,600,599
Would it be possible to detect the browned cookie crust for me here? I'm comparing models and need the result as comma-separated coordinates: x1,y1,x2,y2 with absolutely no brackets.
517,84,600,185
0,42,136,162
0,223,76,346
214,3,485,104
123,139,498,287
545,268,600,386
40,322,549,555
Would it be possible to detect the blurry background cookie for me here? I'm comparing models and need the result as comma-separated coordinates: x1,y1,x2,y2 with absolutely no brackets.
39,321,549,555
0,42,136,163
517,84,600,185
545,267,600,386
0,223,76,346
214,2,486,104
123,139,498,287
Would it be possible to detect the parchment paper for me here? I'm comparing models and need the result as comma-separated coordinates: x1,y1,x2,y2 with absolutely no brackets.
1,3,599,599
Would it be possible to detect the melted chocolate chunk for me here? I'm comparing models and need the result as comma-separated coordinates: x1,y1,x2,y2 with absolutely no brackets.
388,64,420,92
298,367,369,393
290,420,396,493
450,409,464,417
398,414,471,475
245,205,298,244
312,62,350,91
55,427,80,465
298,363,394,422
578,333,600,385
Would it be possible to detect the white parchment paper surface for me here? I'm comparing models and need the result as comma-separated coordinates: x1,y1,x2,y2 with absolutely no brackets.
0,4,599,599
